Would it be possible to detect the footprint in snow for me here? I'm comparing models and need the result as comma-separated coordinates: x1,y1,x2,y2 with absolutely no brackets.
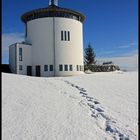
80,91,87,95
86,96,94,100
95,107,104,113
82,94,87,97
94,101,100,104
87,98,93,102
71,84,75,87
87,103,95,109
64,80,130,140
80,89,87,92
75,85,80,89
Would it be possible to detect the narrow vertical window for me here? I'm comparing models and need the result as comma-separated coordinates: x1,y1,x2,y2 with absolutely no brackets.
19,65,22,70
64,31,67,41
44,65,48,71
69,65,73,71
61,31,63,41
64,65,68,71
68,31,70,41
77,65,79,71
80,66,82,71
59,65,63,71
61,31,70,41
50,65,53,71
19,48,22,61
81,66,84,71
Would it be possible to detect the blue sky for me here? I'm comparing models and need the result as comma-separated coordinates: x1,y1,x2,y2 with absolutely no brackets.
2,0,138,71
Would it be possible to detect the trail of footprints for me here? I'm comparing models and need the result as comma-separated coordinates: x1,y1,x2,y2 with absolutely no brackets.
64,80,129,140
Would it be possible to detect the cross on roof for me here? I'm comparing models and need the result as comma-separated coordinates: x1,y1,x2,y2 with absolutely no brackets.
49,0,58,6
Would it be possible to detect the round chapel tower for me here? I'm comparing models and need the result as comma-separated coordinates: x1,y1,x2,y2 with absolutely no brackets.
21,0,85,77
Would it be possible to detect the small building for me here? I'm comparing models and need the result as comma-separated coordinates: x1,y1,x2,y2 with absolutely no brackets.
9,0,85,77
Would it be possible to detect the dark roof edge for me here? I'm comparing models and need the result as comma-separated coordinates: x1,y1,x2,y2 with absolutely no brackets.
9,42,32,47
21,5,85,23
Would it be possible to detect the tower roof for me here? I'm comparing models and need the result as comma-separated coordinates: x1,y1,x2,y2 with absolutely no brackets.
21,5,85,23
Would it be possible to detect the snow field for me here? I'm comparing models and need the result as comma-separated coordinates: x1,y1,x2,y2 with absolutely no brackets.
2,71,138,140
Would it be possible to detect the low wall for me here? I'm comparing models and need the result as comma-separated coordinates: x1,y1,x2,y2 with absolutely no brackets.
84,65,120,72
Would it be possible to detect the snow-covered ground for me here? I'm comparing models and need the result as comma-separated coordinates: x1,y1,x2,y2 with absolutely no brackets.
2,71,138,140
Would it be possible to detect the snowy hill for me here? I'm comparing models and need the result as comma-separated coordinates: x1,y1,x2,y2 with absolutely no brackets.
2,71,138,140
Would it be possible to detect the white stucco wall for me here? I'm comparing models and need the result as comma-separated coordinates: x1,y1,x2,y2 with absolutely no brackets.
26,18,54,76
54,17,84,76
9,43,32,75
26,17,84,77
16,44,32,75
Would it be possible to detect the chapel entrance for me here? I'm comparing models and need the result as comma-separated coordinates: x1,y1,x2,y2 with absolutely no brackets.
36,65,41,77
27,66,32,76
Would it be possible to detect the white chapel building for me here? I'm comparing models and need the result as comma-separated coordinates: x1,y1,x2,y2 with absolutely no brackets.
9,0,85,77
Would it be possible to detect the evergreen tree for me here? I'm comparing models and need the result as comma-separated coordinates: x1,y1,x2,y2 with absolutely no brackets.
84,43,96,65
